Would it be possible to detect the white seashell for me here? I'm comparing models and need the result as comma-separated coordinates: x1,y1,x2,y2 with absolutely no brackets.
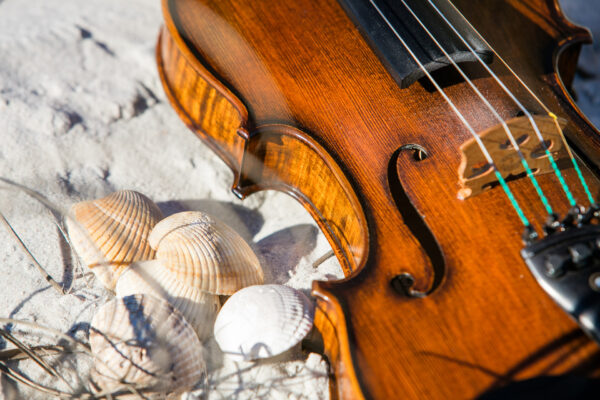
116,260,221,341
148,211,263,295
66,190,163,290
213,284,314,360
90,294,205,395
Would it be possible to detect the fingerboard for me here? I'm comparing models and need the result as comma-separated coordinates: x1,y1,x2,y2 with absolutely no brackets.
338,0,493,88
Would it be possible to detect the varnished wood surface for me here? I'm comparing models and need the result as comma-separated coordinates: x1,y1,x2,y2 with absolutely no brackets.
157,0,600,398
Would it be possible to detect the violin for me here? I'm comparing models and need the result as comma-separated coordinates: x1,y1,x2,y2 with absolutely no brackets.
156,0,600,398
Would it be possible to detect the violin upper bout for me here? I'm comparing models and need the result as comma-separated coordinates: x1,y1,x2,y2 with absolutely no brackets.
548,0,591,94
547,0,592,45
157,24,249,174
509,0,592,45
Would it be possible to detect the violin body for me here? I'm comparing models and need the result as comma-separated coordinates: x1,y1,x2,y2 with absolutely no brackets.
157,0,600,398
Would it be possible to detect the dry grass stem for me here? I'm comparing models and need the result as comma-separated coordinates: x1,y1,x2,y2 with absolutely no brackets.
0,363,73,398
312,250,334,268
0,211,66,295
0,177,69,219
0,319,100,398
0,345,71,362
0,327,75,391
0,177,99,292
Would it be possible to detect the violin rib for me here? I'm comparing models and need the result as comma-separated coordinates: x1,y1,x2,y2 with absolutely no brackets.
157,0,600,398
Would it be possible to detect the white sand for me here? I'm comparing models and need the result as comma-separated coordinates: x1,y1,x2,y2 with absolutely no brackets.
0,0,343,398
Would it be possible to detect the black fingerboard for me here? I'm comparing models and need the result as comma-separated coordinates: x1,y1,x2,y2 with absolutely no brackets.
338,0,493,88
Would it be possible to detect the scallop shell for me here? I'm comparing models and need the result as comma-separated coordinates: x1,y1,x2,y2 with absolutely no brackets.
90,294,205,395
66,190,163,290
148,211,263,295
213,284,314,360
116,260,221,341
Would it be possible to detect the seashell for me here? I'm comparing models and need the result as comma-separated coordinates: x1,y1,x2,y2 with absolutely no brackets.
213,284,314,360
90,294,205,395
116,260,221,341
148,211,263,295
66,190,163,290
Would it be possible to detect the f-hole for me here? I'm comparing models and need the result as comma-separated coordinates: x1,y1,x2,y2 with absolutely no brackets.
388,144,446,297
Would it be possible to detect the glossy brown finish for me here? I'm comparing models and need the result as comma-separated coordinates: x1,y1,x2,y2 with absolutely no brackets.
157,0,600,398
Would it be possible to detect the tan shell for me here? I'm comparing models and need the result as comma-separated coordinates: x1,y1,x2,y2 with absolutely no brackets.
214,284,314,360
148,211,263,295
116,260,221,341
90,294,205,395
66,190,163,290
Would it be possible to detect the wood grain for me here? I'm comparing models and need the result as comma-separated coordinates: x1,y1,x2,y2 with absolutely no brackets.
458,115,568,199
157,0,600,398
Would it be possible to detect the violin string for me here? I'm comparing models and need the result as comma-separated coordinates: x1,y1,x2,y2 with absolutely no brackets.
425,0,579,209
367,0,530,226
397,0,554,216
441,0,595,206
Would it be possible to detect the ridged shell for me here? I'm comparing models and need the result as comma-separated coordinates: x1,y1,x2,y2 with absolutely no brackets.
90,294,205,395
148,211,263,295
66,190,163,290
116,260,221,341
213,284,314,360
